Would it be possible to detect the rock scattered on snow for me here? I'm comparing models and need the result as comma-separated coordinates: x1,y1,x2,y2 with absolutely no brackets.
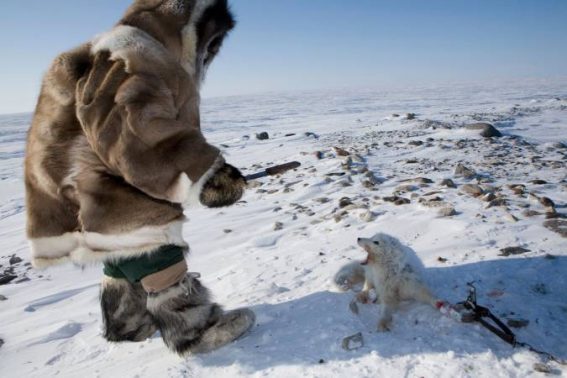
465,122,502,138
440,178,456,188
481,192,496,202
383,196,410,205
543,219,567,238
0,294,7,301
522,209,541,217
256,132,269,140
341,332,364,351
486,198,508,208
274,222,284,231
0,273,17,286
454,163,476,179
333,147,350,156
438,206,457,217
539,196,555,208
532,363,552,374
339,197,353,208
405,113,416,120
9,255,22,265
395,197,411,205
460,184,484,197
499,246,530,256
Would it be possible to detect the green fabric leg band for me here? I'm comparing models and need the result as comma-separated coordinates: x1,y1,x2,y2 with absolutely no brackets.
103,245,186,283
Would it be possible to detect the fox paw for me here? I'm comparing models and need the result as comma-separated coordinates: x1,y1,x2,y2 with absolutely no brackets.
356,291,370,304
377,319,392,332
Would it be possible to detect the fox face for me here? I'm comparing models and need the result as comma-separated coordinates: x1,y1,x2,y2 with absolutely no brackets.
357,233,400,266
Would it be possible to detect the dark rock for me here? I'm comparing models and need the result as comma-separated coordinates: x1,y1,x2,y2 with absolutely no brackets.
499,246,530,256
339,197,352,208
9,256,22,265
539,196,555,208
285,133,296,137
391,113,400,118
437,257,448,263
318,359,325,364
440,179,456,188
394,197,411,206
481,192,496,202
333,147,350,156
0,274,17,285
522,209,541,217
408,140,423,146
506,318,529,328
486,198,508,208
0,294,7,301
466,123,502,138
543,219,567,237
305,132,319,139
274,222,284,231
529,179,547,185
0,338,3,349
256,132,269,140
508,184,526,195
545,212,563,219
406,113,416,120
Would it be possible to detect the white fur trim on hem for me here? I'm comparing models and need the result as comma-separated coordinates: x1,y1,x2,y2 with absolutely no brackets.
167,155,225,207
30,220,188,269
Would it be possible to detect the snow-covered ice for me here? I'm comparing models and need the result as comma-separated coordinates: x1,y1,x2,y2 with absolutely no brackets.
1,80,566,377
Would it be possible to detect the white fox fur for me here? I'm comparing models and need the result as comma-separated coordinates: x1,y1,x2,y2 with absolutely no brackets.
334,233,440,331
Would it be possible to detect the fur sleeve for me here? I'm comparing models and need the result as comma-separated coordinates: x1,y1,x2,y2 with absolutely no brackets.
75,51,222,205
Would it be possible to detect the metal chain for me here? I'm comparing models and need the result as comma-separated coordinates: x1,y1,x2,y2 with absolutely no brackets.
457,283,566,365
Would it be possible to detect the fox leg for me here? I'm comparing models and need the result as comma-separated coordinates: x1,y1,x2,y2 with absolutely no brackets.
356,279,377,304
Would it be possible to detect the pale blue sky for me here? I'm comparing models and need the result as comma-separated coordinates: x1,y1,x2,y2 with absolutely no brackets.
0,0,566,114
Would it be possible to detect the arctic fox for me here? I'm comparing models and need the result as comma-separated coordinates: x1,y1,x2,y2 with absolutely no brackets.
334,233,441,331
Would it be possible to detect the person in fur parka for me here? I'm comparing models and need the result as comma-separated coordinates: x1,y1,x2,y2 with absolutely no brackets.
24,0,255,355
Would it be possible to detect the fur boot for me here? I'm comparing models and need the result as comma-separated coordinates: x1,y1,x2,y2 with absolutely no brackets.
100,276,157,342
147,274,255,355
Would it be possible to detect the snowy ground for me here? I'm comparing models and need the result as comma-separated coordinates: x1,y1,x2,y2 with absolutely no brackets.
1,81,567,377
